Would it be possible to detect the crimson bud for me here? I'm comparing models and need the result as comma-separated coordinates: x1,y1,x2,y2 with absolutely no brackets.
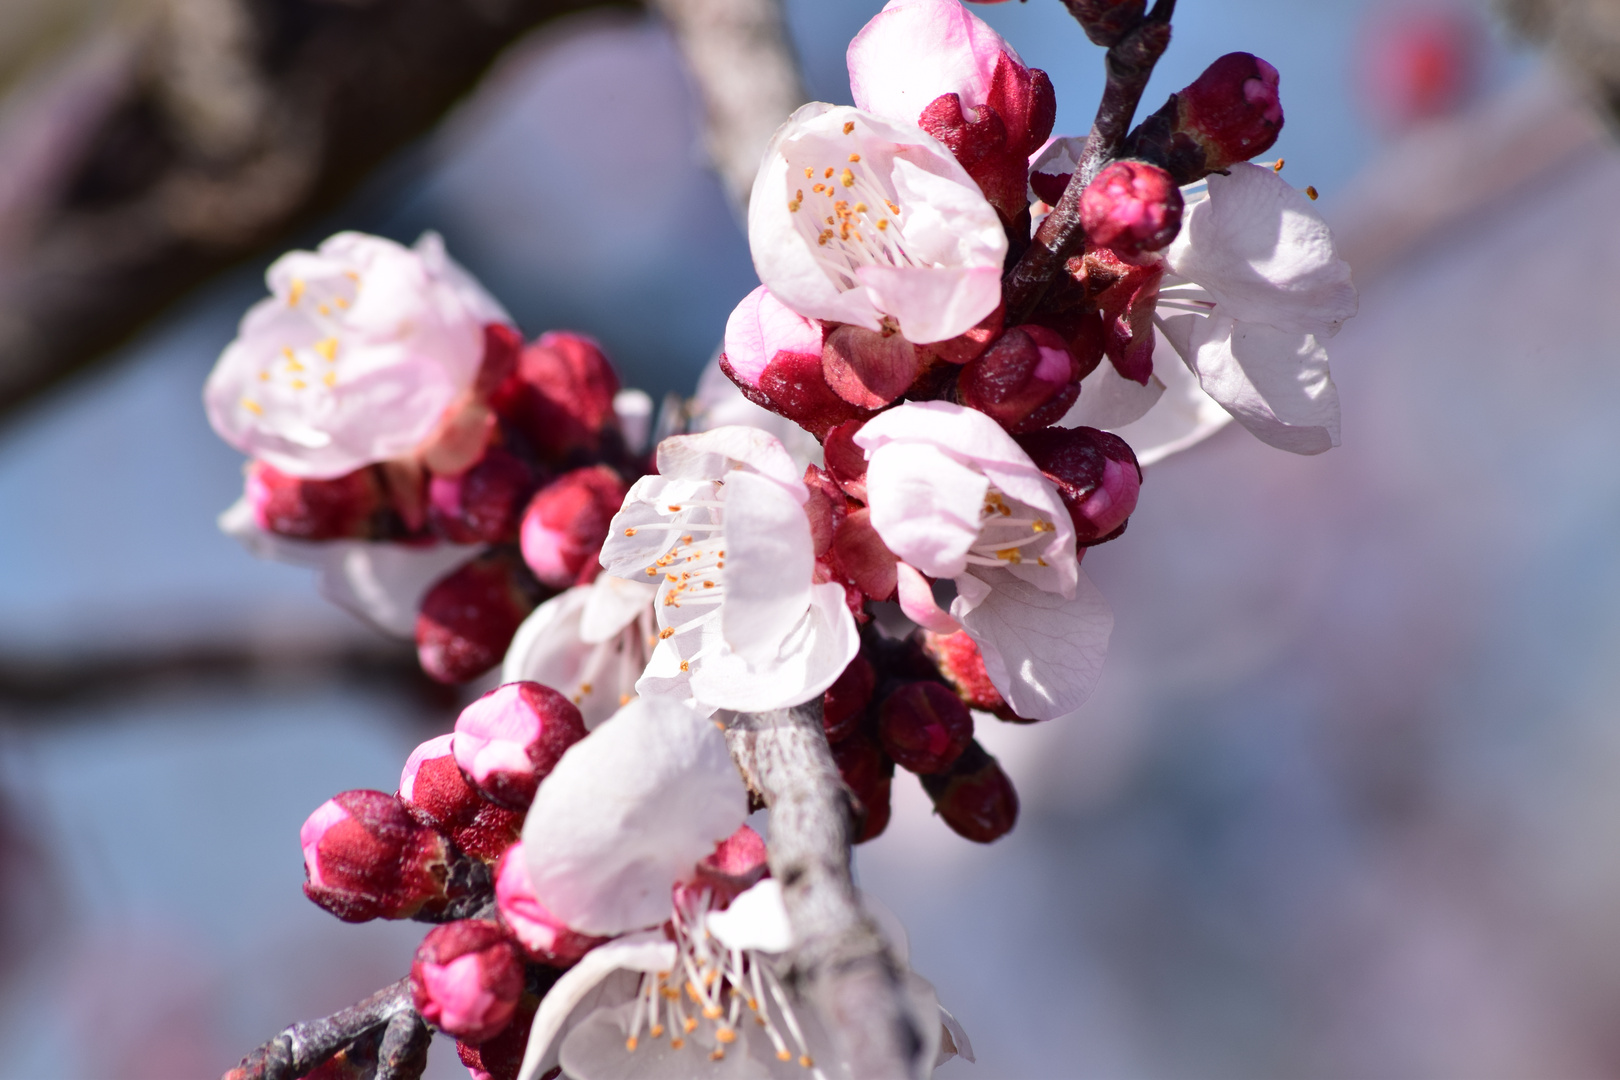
1015,426,1142,545
457,991,541,1080
1079,160,1184,256
1063,0,1146,47
300,790,455,922
919,741,1019,843
1129,52,1284,183
416,550,545,684
694,824,770,902
428,447,537,545
830,734,894,844
519,465,626,589
823,652,877,743
493,843,604,965
878,681,975,775
247,460,382,540
411,919,525,1042
453,682,587,809
490,332,621,459
399,735,523,862
957,325,1081,433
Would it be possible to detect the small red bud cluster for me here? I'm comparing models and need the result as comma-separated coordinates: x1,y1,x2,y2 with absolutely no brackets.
242,325,647,684
819,628,1019,844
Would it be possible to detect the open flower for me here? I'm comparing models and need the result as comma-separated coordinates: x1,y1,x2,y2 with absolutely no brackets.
855,402,1113,720
598,427,859,714
501,575,659,729
204,231,509,479
749,103,1006,345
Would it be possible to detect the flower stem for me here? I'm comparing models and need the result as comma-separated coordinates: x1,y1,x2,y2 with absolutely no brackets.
221,978,414,1080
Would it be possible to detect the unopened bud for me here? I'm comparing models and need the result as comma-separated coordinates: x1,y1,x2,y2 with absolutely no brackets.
919,740,1019,843
1016,426,1142,545
519,466,626,590
922,630,1013,716
823,652,876,743
454,682,586,809
1080,160,1183,256
957,325,1081,433
1129,53,1284,183
457,991,541,1080
490,332,621,459
429,447,537,545
494,843,603,965
301,790,454,922
695,824,770,901
878,681,975,775
416,551,544,684
247,460,382,540
400,735,523,862
830,734,894,844
410,919,525,1043
1064,0,1146,47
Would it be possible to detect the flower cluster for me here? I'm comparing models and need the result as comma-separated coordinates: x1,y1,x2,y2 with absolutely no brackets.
208,232,650,684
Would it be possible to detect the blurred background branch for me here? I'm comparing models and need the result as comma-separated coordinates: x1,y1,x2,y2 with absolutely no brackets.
1500,0,1620,121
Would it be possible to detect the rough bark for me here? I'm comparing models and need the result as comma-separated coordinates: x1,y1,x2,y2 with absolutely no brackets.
223,977,414,1080
726,702,927,1080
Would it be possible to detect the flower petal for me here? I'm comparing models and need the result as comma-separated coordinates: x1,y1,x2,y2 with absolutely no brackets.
1165,162,1358,337
723,285,825,387
678,582,859,713
522,699,749,936
706,879,795,954
721,471,816,663
1061,350,1166,430
656,427,807,494
952,565,1112,720
516,930,675,1080
1108,326,1233,466
847,0,1014,122
896,561,962,634
581,577,659,644
864,441,987,579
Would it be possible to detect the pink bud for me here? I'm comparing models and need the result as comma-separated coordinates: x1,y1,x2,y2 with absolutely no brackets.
1064,0,1146,46
399,735,523,862
957,325,1081,432
474,324,524,399
922,630,1014,717
878,681,975,775
1130,53,1284,182
830,734,894,843
456,991,540,1080
490,332,621,459
453,682,587,809
410,919,525,1042
720,344,875,441
1016,426,1142,545
428,447,537,545
519,466,627,590
416,551,544,684
694,824,770,900
247,460,383,540
823,651,877,743
1079,160,1184,256
300,790,453,922
919,740,1018,843
494,843,603,965
722,285,824,391
1067,246,1162,385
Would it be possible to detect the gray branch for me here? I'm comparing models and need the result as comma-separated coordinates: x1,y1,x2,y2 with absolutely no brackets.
726,703,927,1080
223,977,414,1080
649,0,807,213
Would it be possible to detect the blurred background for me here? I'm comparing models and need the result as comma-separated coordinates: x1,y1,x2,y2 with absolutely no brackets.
3,0,1620,1076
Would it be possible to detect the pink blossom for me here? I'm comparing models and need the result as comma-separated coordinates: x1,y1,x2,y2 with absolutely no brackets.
411,919,525,1043
494,843,603,966
453,682,588,809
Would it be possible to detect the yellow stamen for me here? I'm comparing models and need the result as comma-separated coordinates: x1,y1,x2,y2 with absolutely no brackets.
996,548,1024,564
824,167,834,179
671,1038,686,1050
287,279,305,306
848,152,861,162
624,527,638,536
1305,185,1319,200
323,371,337,388
659,627,675,639
840,168,855,187
800,1055,814,1068
715,1028,737,1044
313,338,338,362
626,1036,638,1052
1273,159,1286,171
289,379,307,390
679,661,690,672
778,1049,793,1062
241,398,263,415
842,120,855,134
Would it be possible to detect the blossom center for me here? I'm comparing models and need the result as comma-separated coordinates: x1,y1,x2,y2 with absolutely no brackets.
966,488,1055,569
785,129,915,291
238,271,363,420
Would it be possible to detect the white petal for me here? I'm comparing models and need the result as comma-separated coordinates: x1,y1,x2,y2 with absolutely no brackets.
1166,162,1358,337
864,442,986,580
502,584,650,730
560,997,756,1079
721,471,816,663
657,427,807,494
847,0,1014,121
413,230,514,327
517,931,675,1080
599,476,718,579
1061,355,1166,431
1175,313,1340,455
684,582,859,713
582,577,659,644
938,1004,975,1066
1109,326,1233,466
218,499,479,636
706,879,795,954
522,699,749,936
952,565,1113,720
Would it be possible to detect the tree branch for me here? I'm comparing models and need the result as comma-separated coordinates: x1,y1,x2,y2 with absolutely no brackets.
726,702,926,1080
223,977,414,1080
648,0,807,213
1001,0,1175,322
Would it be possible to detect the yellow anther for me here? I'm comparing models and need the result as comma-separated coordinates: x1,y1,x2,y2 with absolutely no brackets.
824,167,834,179
702,580,714,588
804,167,814,179
323,371,337,388
877,219,889,230
626,1036,638,1052
288,279,305,306
886,200,900,214
667,504,682,512
671,1037,686,1050
620,693,632,705
645,567,658,576
659,627,675,639
715,1027,737,1044
812,184,825,194
667,573,680,582
258,371,270,381
854,202,868,213
651,1024,665,1037
313,338,338,362
1032,519,1053,532
317,304,331,316
848,152,861,162
683,1017,699,1033
679,660,690,672
241,398,263,415
335,296,350,309
624,527,638,536
286,358,305,373
1306,185,1319,200
800,1055,814,1068
996,548,1024,564
579,682,593,695
282,346,296,362
746,997,759,1011
1273,159,1285,171
778,1049,793,1061
842,120,855,134
789,200,801,212
710,1049,726,1061
289,379,307,390
840,168,854,187
662,986,680,1000
344,270,360,282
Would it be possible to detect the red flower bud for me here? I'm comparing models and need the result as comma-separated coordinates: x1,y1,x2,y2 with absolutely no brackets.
918,53,1056,219
1064,0,1146,47
247,461,383,540
718,348,876,441
490,332,621,459
429,447,537,545
878,681,975,775
922,630,1012,716
957,325,1081,432
411,919,525,1042
519,466,626,589
1015,426,1142,545
919,740,1019,843
1080,160,1184,256
695,824,770,901
823,652,876,743
494,843,604,965
475,324,524,399
454,682,587,809
300,790,454,922
829,734,894,844
1129,53,1284,183
416,551,545,684
457,991,541,1080
399,735,523,862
